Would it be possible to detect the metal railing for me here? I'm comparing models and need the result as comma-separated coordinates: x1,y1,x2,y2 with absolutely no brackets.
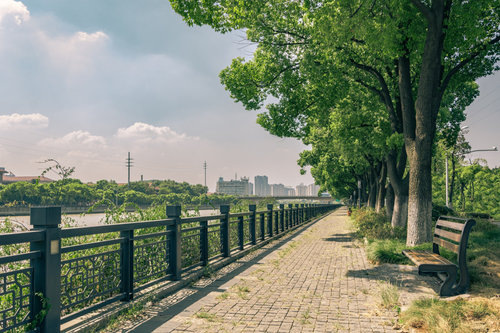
0,203,340,332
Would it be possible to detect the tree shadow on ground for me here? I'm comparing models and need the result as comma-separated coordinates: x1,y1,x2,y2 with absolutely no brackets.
345,264,441,297
322,232,357,242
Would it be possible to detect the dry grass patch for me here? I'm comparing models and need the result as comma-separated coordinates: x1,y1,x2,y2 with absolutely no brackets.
376,281,400,310
400,296,500,333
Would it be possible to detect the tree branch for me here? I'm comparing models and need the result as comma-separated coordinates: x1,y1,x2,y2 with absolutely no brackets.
350,59,400,134
349,0,367,18
256,64,300,88
438,35,500,100
409,0,433,21
355,79,384,101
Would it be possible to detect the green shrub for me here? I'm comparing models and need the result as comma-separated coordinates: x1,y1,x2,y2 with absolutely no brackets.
351,208,406,240
431,204,455,222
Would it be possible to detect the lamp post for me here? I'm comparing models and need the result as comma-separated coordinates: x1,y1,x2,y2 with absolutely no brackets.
358,180,361,208
446,125,468,208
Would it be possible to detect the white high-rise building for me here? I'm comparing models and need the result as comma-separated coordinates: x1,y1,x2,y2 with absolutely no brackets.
216,177,252,196
307,183,321,196
255,175,270,196
271,183,285,196
296,183,307,196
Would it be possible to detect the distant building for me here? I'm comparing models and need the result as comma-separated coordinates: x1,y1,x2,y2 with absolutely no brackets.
254,175,270,196
307,183,320,196
216,177,252,196
296,183,308,196
271,183,285,196
285,187,295,196
0,168,53,185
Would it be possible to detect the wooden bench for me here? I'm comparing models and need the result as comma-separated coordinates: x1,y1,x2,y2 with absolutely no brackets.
402,216,476,297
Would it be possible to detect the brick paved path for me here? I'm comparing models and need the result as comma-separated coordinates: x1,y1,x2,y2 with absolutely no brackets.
106,207,436,333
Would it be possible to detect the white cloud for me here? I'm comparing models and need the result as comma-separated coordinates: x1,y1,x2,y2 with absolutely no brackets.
73,31,108,43
0,113,49,128
115,122,197,143
40,130,107,148
0,0,29,26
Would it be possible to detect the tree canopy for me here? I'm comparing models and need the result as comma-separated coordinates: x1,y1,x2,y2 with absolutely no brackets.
170,0,500,245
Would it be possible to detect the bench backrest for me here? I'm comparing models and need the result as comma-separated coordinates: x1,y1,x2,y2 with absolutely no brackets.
434,216,476,269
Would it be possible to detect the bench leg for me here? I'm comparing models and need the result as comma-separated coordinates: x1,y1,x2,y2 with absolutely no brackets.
439,267,457,297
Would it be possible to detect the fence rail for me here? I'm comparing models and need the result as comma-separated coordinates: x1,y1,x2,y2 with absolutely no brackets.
0,203,340,333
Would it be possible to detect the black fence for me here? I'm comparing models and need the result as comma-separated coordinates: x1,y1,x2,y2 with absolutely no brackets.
0,203,340,333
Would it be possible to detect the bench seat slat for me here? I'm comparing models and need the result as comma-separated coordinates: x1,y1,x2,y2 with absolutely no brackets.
434,228,461,243
436,219,464,231
402,250,455,267
433,237,459,253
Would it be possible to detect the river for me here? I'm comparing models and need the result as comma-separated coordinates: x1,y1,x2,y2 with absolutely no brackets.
0,209,220,231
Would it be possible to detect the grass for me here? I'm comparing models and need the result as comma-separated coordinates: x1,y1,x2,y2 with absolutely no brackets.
277,241,301,258
376,281,400,310
400,297,500,332
216,292,230,300
194,312,220,322
234,284,251,299
298,308,312,324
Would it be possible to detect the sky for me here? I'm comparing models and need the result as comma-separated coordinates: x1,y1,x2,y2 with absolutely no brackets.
0,1,499,192
0,0,317,192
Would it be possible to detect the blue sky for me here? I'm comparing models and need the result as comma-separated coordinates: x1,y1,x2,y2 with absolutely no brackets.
0,0,316,191
0,0,498,192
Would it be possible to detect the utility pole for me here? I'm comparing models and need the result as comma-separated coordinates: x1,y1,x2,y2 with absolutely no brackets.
203,161,207,193
126,152,134,190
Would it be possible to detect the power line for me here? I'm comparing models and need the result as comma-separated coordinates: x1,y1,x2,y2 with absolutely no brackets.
467,94,500,118
468,106,500,126
470,82,500,105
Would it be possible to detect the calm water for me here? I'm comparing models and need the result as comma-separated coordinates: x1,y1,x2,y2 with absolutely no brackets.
0,209,219,230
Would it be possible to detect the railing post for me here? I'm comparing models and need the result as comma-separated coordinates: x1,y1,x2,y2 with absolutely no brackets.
274,209,279,235
267,204,273,237
260,211,265,241
279,204,285,232
249,205,257,245
301,204,305,223
238,215,244,251
220,205,231,257
30,207,61,333
201,220,209,265
288,204,293,227
120,229,134,301
295,204,300,224
167,205,182,281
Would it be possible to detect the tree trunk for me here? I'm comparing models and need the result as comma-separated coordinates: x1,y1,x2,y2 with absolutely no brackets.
386,183,395,221
362,176,369,207
449,154,456,210
368,165,378,209
392,194,408,228
376,162,387,213
386,146,409,228
407,145,433,245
